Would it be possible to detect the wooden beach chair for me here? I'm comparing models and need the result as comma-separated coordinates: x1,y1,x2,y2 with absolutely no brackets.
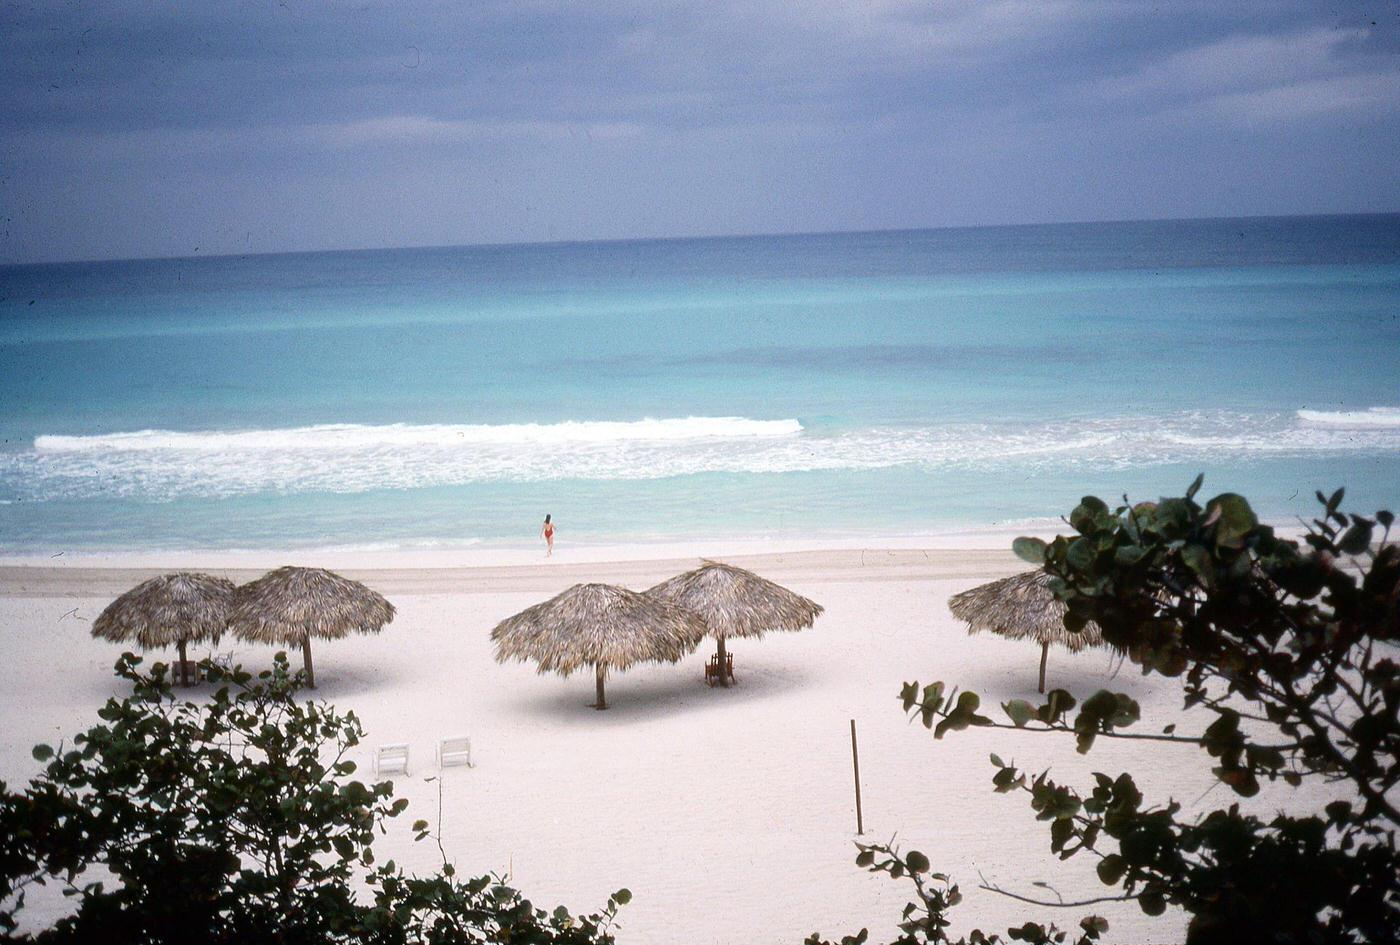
171,659,202,686
704,652,736,686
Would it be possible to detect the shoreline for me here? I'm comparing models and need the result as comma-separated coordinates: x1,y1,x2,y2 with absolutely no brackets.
0,546,1026,598
0,524,1057,570
0,519,1314,594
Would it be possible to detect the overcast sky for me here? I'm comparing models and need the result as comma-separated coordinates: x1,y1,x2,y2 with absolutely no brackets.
2,1,1398,263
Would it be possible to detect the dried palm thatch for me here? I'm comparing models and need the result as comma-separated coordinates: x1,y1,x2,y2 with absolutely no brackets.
491,583,707,709
229,566,395,688
948,570,1107,693
645,560,823,687
92,572,235,685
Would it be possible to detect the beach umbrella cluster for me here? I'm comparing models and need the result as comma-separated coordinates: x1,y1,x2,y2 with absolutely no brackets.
91,558,822,709
92,566,395,688
948,570,1108,693
491,561,823,708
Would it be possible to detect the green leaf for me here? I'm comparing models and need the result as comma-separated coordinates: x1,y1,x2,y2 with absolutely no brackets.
32,744,53,762
1070,496,1108,534
992,766,1021,793
1096,854,1125,885
1139,889,1167,916
1003,699,1035,727
1337,522,1373,554
1065,537,1095,573
1081,915,1109,934
905,850,929,873
989,753,1005,768
899,681,919,711
1185,473,1204,501
1113,544,1149,567
613,888,632,905
1180,543,1213,587
1013,536,1048,564
1207,493,1257,548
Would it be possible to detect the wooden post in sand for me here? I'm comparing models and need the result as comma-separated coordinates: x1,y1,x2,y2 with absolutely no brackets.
850,719,864,835
1038,641,1049,694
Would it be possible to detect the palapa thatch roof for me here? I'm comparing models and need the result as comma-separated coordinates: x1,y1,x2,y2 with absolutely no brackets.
491,583,707,676
92,572,235,648
644,560,823,640
948,570,1106,653
229,566,395,645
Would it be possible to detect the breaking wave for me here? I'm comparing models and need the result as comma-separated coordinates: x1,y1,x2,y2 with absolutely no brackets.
34,416,803,452
1297,407,1400,428
4,410,1399,502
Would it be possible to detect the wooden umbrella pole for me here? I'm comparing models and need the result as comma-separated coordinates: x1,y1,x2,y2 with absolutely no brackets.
716,636,731,687
1038,641,1049,694
594,663,607,710
178,638,189,687
303,636,316,689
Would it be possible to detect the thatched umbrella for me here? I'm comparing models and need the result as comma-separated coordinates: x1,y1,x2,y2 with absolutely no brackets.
92,572,235,686
645,561,823,688
490,583,707,709
229,567,395,689
948,570,1107,693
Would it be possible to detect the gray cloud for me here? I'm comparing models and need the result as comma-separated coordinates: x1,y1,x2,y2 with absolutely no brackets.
1,0,1397,262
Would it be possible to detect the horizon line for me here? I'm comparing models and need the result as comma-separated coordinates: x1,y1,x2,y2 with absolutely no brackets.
4,208,1397,269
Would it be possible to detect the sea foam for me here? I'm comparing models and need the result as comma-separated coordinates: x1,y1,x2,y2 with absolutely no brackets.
5,409,1400,504
1297,407,1400,428
34,416,803,452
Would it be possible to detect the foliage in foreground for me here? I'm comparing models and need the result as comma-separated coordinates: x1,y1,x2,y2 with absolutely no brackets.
0,654,629,944
809,482,1399,945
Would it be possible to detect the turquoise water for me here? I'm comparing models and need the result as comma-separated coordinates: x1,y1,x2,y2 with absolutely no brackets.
2,215,1398,552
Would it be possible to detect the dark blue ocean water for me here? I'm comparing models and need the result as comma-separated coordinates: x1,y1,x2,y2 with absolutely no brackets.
2,215,1398,552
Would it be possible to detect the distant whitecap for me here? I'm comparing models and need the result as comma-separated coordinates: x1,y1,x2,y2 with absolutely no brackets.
1297,407,1400,428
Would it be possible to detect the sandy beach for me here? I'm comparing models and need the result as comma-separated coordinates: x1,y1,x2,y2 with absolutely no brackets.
3,542,1355,944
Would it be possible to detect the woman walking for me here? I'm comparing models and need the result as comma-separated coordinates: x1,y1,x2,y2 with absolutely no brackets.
541,514,555,557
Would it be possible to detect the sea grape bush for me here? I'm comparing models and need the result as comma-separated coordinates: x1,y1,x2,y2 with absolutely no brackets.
0,653,629,944
809,481,1399,945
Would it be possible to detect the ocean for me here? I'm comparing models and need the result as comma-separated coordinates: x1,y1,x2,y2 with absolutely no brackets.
2,214,1398,554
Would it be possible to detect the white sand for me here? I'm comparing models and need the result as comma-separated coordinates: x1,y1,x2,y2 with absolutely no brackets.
0,546,1347,944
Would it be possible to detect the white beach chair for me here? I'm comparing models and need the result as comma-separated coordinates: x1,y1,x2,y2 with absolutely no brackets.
374,744,410,777
438,736,473,769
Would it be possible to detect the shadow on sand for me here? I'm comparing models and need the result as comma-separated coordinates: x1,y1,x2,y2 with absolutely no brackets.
942,650,1151,705
502,659,818,726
